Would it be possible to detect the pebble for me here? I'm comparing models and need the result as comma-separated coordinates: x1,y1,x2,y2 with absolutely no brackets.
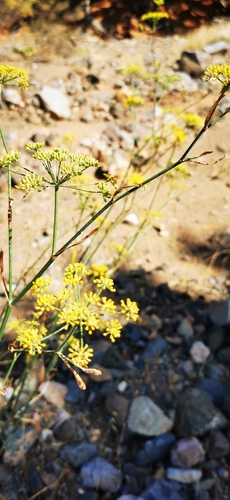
136,433,176,465
208,298,230,325
127,396,173,436
37,85,71,119
208,430,230,458
39,380,68,409
144,336,168,361
170,436,205,468
61,442,97,468
196,378,226,408
175,388,228,437
141,478,182,500
53,409,77,441
204,40,229,54
2,88,25,107
3,427,39,467
123,213,140,226
105,393,129,427
216,346,230,365
80,456,122,492
80,106,93,122
166,467,202,483
190,341,211,363
177,318,194,338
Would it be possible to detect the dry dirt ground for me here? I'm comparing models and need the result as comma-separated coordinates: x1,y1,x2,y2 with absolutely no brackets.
0,22,230,306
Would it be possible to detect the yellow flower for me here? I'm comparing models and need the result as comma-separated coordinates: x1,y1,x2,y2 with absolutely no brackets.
31,277,53,296
89,263,109,278
104,319,122,342
16,172,43,193
0,150,20,168
8,319,47,355
120,298,139,321
111,242,128,257
100,297,117,313
93,276,116,292
68,338,93,367
141,11,169,21
0,65,29,88
63,263,88,286
124,96,145,108
34,293,57,317
203,64,230,86
180,113,203,129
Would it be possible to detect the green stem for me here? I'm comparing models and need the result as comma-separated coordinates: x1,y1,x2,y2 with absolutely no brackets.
2,352,21,386
52,185,59,254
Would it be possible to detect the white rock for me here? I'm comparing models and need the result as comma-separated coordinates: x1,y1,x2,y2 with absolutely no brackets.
177,318,194,338
37,86,71,119
123,213,139,226
2,88,25,107
190,341,211,364
204,41,229,54
80,137,92,147
167,467,202,483
127,395,173,436
113,150,130,169
39,380,68,408
117,380,128,392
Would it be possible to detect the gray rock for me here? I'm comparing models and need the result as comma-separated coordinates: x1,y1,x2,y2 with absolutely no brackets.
204,363,226,382
141,478,182,500
217,346,230,365
167,467,202,483
196,378,225,408
2,88,25,107
204,41,229,54
177,318,194,338
206,327,225,352
144,336,168,361
80,107,93,123
53,410,77,441
175,388,228,437
127,396,173,436
208,430,230,458
61,442,97,468
208,298,230,325
190,341,211,363
37,85,71,119
170,436,205,468
136,433,176,465
80,456,122,493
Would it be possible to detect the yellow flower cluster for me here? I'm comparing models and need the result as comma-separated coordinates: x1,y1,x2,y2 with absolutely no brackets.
203,64,230,86
8,264,139,374
0,150,20,169
8,319,47,355
16,172,43,193
141,11,169,21
180,113,203,129
0,65,29,88
124,96,145,108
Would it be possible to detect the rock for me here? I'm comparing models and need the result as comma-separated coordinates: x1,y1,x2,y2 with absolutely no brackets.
53,409,77,441
217,346,230,365
136,433,176,465
204,41,229,54
2,88,25,107
80,137,92,148
117,496,144,500
205,327,225,352
89,364,112,382
208,431,230,458
80,107,93,123
123,213,140,226
127,396,173,436
179,51,203,76
208,298,230,325
61,442,97,468
39,380,68,409
204,363,226,382
177,318,194,338
144,336,168,362
141,478,182,500
65,379,84,404
166,467,202,483
190,341,211,363
80,456,122,493
170,437,205,468
37,86,71,119
175,388,228,437
3,427,39,466
196,378,226,408
173,72,199,92
105,393,129,427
